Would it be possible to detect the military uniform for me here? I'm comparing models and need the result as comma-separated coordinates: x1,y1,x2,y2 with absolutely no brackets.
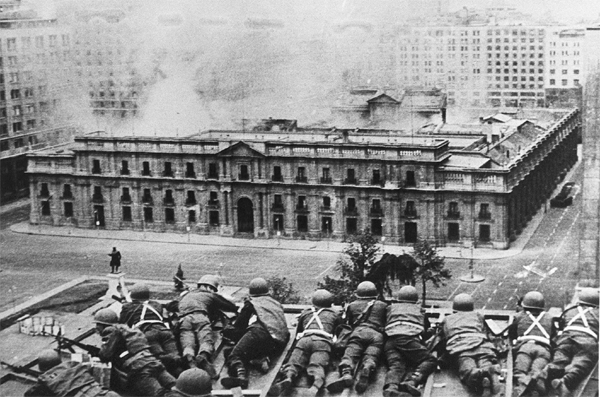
440,311,497,390
99,324,176,396
178,289,238,362
384,302,437,393
508,309,554,385
281,305,342,390
24,361,120,397
120,300,182,376
543,303,599,391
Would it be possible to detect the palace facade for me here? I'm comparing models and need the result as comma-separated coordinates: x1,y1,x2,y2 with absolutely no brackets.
27,109,579,249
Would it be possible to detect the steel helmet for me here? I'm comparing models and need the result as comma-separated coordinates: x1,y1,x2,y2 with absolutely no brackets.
38,349,62,372
578,288,599,307
93,308,119,325
453,293,474,312
395,286,419,303
174,368,212,396
312,289,334,308
356,281,378,298
249,277,269,297
130,283,150,301
198,275,219,291
522,291,545,310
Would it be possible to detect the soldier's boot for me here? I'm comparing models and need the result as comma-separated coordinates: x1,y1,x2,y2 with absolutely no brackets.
551,378,573,397
400,372,425,396
382,384,403,397
355,363,374,393
221,363,249,389
326,366,353,393
539,364,564,382
483,365,502,394
250,356,270,374
306,376,325,397
268,370,295,396
196,353,218,379
184,354,197,369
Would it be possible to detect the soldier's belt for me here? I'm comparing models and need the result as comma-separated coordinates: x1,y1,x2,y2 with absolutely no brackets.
564,326,598,340
447,332,486,345
517,335,550,346
296,329,334,340
385,320,424,333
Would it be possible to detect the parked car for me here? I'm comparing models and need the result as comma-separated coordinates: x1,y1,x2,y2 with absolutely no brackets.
550,182,575,208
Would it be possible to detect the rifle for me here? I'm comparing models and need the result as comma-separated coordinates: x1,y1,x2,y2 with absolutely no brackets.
1,361,41,378
44,332,100,356
173,276,191,291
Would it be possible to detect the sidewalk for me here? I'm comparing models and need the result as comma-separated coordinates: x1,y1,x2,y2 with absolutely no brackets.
10,216,537,260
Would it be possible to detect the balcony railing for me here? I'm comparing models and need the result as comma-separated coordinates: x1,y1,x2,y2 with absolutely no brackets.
343,178,358,185
208,200,219,207
120,169,130,175
296,176,308,183
91,168,101,175
295,205,309,213
141,170,152,176
62,192,74,200
320,177,332,184
320,205,333,212
142,196,153,205
207,173,219,180
185,199,197,206
370,178,384,186
271,203,285,212
92,194,104,203
272,175,283,182
121,195,132,203
162,170,174,177
447,211,461,219
478,212,492,220
370,208,383,216
163,198,175,206
185,171,196,178
344,207,358,216
238,173,250,181
404,209,418,218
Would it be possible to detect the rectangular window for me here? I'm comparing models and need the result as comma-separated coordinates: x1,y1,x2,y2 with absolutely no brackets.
188,210,196,223
163,161,173,177
164,189,174,205
297,215,308,232
405,171,416,186
371,219,382,236
273,214,284,231
39,182,49,197
142,161,151,176
186,190,196,205
322,196,331,209
297,195,307,210
322,217,332,233
371,169,381,185
185,162,195,178
448,222,460,241
62,184,73,199
479,203,491,219
121,160,129,175
479,224,491,242
321,167,331,183
92,159,101,174
405,201,416,217
142,188,152,204
239,164,249,180
64,202,73,217
93,186,103,203
143,207,153,223
448,202,460,218
121,187,131,202
165,208,175,223
346,218,357,234
41,200,51,216
209,211,219,226
272,165,282,182
296,166,307,183
209,191,218,205
345,168,357,184
207,162,218,179
122,206,132,221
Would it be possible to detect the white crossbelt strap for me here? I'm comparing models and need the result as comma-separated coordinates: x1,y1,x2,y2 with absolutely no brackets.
564,306,598,340
518,311,550,345
134,302,167,329
297,307,333,340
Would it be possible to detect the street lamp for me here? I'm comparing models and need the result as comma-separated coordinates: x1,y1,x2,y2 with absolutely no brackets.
459,240,485,283
275,218,281,246
326,219,330,250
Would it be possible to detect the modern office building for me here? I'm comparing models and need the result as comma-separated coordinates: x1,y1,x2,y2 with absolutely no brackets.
27,108,579,250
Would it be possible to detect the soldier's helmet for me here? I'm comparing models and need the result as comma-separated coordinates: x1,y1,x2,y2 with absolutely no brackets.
38,349,62,372
93,308,119,325
395,285,419,303
453,293,474,312
248,277,269,297
578,288,599,308
522,291,545,310
130,283,150,301
174,368,212,396
312,289,334,308
356,281,378,298
197,275,220,292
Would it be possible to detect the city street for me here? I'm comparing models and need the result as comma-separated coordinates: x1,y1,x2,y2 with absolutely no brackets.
0,158,587,312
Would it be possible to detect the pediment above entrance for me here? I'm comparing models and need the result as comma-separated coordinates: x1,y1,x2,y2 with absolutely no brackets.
217,141,265,158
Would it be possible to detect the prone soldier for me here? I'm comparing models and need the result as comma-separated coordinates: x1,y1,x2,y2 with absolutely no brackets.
177,274,238,378
327,281,388,394
120,283,183,377
381,286,437,397
269,289,341,396
24,350,120,397
221,277,289,390
439,294,501,394
508,291,555,396
94,308,177,396
538,287,599,397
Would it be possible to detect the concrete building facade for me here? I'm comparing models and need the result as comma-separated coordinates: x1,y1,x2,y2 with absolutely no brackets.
27,109,579,250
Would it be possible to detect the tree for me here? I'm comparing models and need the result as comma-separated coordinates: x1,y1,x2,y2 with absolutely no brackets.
318,229,381,305
411,240,452,307
267,276,300,304
367,252,419,297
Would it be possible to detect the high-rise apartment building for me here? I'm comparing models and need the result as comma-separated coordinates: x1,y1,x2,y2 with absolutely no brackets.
545,27,585,108
0,3,77,201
